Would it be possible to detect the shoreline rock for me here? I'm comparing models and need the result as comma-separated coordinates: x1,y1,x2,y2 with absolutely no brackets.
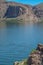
14,44,43,65
27,44,43,65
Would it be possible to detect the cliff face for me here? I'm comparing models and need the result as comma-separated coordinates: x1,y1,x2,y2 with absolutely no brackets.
33,3,43,20
0,2,43,22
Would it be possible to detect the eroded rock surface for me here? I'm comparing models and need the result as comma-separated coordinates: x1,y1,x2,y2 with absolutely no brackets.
14,44,43,65
0,1,43,22
27,44,43,65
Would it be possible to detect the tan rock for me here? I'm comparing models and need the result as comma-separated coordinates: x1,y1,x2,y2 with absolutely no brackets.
27,44,43,65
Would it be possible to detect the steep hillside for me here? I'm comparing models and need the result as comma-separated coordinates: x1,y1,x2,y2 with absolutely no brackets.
33,3,43,20
0,1,43,22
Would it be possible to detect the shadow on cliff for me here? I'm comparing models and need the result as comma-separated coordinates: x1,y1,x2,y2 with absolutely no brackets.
4,5,25,18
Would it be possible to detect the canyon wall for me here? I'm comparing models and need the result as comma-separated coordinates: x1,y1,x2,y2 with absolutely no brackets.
0,1,43,22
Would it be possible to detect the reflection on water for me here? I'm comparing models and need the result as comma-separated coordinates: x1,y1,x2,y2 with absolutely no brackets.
0,22,43,65
0,22,6,28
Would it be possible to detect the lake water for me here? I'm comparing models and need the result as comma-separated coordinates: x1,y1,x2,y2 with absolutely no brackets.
0,22,43,65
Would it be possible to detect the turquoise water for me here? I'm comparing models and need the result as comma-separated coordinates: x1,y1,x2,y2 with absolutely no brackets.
0,22,43,65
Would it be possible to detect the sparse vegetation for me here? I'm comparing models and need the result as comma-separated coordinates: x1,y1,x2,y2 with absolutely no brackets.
14,59,28,65
31,49,36,53
5,18,24,24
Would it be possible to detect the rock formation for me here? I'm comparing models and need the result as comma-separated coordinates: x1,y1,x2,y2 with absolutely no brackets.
27,44,43,65
14,44,43,65
0,1,43,22
33,3,43,21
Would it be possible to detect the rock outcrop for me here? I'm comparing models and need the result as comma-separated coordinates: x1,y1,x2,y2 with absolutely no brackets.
33,3,43,21
14,44,43,65
0,1,43,22
27,44,43,65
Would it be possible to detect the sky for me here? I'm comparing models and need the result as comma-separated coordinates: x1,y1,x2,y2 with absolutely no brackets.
6,0,43,5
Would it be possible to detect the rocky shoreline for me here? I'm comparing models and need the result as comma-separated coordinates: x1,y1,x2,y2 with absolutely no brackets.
14,44,43,65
